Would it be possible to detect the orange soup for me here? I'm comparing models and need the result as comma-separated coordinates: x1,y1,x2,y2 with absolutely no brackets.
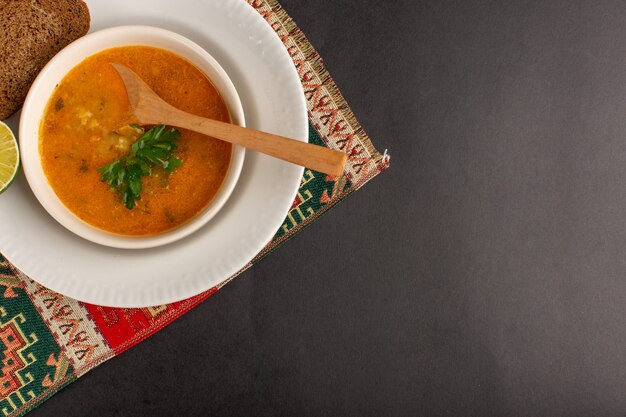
39,46,232,236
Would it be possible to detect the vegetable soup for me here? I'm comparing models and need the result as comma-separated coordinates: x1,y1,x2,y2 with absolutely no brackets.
39,46,232,236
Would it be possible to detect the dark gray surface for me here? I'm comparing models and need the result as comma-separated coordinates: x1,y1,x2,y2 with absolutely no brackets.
30,0,626,416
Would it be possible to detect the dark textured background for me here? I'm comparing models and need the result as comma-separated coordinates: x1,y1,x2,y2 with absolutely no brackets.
31,0,626,416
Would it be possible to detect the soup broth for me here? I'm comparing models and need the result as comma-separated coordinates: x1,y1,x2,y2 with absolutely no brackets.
39,46,232,236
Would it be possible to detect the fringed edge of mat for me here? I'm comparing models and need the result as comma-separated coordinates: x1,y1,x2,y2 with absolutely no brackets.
265,0,391,168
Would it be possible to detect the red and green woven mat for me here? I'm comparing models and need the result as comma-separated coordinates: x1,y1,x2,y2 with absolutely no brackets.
0,1,389,415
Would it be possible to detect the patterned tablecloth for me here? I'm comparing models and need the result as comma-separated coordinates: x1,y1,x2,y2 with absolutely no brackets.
0,1,389,415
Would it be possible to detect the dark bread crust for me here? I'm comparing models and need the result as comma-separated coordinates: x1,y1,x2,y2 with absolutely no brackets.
0,0,90,119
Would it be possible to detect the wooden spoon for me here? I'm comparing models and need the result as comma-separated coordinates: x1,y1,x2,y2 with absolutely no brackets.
111,64,347,177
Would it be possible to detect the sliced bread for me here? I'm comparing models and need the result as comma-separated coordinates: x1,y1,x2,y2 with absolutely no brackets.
0,0,90,119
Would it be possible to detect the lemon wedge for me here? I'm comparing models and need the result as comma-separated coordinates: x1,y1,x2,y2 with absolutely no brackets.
0,121,19,194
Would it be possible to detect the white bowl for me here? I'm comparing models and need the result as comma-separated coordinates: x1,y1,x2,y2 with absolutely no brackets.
19,26,245,249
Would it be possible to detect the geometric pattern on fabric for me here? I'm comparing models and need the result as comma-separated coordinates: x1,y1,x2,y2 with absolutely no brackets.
274,126,352,239
20,279,111,377
0,258,75,416
82,289,217,352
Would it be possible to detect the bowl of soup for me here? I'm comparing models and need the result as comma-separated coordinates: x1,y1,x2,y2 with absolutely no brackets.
20,26,245,249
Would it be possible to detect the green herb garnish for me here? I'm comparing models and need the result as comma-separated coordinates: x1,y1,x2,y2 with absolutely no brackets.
97,125,182,209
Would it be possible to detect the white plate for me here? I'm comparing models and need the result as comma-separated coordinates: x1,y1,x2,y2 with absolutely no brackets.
0,0,307,307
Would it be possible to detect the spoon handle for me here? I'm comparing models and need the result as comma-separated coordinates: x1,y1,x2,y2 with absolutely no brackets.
163,107,347,177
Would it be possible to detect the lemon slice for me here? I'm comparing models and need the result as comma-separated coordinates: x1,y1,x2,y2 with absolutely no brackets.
0,121,19,194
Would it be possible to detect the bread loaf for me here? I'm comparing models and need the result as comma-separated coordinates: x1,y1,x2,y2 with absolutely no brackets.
0,0,90,119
